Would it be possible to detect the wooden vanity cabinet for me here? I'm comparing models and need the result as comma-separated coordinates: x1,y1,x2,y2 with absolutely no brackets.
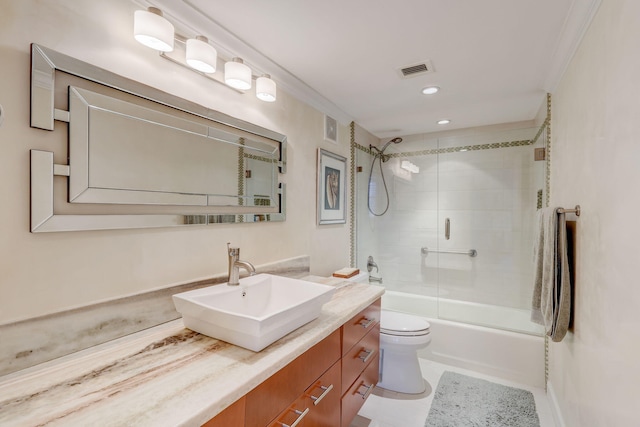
203,298,381,427
267,361,341,427
341,299,381,357
245,329,341,427
341,353,379,426
340,299,381,427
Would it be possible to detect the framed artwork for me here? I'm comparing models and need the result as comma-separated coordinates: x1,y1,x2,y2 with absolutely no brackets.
317,148,347,225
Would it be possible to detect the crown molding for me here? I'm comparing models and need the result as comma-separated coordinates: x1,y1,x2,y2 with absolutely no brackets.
543,0,602,93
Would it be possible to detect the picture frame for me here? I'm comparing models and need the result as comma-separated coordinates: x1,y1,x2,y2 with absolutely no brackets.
317,148,347,225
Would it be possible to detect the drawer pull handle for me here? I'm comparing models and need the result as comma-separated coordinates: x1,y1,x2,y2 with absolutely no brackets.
359,317,375,329
310,383,334,405
358,348,374,363
356,383,374,400
279,408,310,427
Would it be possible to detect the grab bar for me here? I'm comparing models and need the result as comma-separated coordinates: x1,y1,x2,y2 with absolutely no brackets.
421,247,477,257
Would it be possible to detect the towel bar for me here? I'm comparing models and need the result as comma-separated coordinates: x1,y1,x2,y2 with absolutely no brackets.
558,205,581,216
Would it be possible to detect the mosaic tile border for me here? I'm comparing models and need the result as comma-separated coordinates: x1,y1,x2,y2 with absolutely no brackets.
244,153,278,163
354,138,537,158
353,116,550,160
544,93,552,393
349,122,356,268
238,138,245,210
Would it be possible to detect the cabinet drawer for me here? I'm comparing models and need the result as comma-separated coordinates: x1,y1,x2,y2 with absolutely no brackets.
267,362,341,427
341,323,380,394
202,396,245,427
342,299,381,356
245,329,340,427
341,355,379,427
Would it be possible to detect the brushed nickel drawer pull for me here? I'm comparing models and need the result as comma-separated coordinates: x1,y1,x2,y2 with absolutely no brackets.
356,383,374,399
310,383,334,406
358,348,374,363
279,408,310,427
359,317,375,328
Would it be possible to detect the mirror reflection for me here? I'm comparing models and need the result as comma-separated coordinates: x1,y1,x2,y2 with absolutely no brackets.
69,86,278,207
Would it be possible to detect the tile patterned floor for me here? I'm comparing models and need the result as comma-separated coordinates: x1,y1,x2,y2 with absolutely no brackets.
353,358,556,427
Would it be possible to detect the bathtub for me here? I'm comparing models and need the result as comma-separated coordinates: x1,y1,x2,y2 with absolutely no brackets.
382,290,546,388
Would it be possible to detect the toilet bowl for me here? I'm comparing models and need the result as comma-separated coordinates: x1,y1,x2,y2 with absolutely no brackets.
377,309,431,394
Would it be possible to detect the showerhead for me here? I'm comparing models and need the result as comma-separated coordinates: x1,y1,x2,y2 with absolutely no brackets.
379,137,403,152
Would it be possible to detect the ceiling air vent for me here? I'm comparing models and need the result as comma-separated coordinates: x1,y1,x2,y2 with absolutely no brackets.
398,60,434,79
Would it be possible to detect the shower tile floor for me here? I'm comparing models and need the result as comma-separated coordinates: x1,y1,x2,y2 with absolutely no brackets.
353,358,556,427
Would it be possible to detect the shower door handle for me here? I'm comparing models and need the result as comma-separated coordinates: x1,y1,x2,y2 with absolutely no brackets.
445,218,450,240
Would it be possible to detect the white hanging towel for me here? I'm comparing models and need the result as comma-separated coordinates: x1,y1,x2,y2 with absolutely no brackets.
531,207,571,342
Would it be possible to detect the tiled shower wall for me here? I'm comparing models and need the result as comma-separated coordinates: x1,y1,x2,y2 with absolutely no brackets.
356,127,544,313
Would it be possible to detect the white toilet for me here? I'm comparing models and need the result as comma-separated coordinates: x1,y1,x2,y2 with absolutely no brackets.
343,270,431,394
378,309,431,394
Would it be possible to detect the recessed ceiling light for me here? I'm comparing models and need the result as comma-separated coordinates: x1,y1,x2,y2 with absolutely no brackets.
421,86,439,95
437,119,451,125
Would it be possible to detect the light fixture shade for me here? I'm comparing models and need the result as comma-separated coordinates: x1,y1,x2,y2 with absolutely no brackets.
134,7,174,52
401,160,420,174
256,74,276,102
186,36,217,73
225,58,252,90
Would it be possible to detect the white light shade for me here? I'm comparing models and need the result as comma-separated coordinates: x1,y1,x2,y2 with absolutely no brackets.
134,7,174,52
225,58,252,90
256,74,276,102
186,36,217,73
437,119,451,125
401,160,420,174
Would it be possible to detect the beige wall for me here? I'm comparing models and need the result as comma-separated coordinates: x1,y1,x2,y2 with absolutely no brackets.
0,0,354,324
550,0,640,425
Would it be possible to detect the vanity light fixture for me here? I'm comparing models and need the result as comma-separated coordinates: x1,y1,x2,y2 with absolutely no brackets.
421,86,439,95
225,58,252,90
256,74,277,102
134,7,174,52
133,9,276,102
185,36,217,73
437,119,451,125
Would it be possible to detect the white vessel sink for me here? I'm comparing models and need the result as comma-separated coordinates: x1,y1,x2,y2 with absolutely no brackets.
172,274,336,351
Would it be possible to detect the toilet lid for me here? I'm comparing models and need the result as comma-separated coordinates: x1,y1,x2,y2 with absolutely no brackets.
380,310,430,336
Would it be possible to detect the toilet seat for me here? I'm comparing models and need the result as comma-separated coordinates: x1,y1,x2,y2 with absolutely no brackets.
380,310,430,337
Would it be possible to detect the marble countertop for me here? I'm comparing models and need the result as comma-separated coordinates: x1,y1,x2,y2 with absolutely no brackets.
0,277,383,427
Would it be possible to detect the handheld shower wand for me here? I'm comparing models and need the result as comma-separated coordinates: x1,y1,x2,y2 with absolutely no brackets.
367,137,403,216
369,137,403,162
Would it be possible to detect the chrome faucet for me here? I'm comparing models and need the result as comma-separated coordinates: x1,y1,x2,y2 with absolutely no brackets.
227,243,256,286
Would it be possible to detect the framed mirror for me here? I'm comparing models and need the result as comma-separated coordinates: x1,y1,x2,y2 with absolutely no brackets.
29,44,287,232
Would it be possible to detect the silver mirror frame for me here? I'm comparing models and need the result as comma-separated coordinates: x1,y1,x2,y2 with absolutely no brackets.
31,150,286,232
29,44,286,232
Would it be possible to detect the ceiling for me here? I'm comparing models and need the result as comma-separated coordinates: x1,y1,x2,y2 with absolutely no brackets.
150,0,600,139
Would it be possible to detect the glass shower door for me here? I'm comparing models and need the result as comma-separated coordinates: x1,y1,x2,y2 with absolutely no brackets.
435,129,544,334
